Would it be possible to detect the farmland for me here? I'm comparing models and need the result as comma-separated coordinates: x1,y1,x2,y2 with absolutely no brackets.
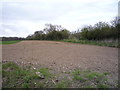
1,40,118,88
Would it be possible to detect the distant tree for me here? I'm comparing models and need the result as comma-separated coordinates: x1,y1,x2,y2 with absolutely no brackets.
43,24,65,34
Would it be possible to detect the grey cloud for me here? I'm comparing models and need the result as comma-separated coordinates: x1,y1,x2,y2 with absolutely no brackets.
2,24,29,37
2,1,117,22
2,2,74,22
0,0,118,37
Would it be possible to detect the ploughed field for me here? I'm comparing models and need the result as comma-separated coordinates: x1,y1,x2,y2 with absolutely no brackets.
2,40,118,88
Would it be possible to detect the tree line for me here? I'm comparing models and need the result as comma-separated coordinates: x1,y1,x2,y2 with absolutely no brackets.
26,18,119,41
80,22,118,40
1,18,119,41
1,37,25,41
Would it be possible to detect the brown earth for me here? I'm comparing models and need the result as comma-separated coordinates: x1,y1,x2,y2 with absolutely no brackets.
1,40,118,82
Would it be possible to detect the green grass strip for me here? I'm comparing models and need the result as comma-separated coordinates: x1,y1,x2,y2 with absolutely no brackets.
0,40,22,45
60,39,119,48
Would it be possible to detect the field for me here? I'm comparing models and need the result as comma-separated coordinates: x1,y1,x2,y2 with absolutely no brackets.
1,40,119,88
0,40,22,45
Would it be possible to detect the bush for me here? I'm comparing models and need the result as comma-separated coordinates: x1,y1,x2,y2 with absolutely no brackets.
26,24,70,40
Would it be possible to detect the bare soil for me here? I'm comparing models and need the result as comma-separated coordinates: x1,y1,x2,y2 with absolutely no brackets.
2,40,118,82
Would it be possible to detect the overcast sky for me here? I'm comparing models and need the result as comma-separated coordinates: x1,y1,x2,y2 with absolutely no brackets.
0,0,119,37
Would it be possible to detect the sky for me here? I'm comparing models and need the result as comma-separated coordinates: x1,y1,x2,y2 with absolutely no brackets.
0,0,119,37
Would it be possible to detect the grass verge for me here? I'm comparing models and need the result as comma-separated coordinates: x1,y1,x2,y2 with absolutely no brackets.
60,39,119,48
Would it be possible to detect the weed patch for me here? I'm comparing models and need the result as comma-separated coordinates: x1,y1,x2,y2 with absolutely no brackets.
2,61,52,88
2,61,117,88
36,68,53,79
71,69,113,88
55,80,70,88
